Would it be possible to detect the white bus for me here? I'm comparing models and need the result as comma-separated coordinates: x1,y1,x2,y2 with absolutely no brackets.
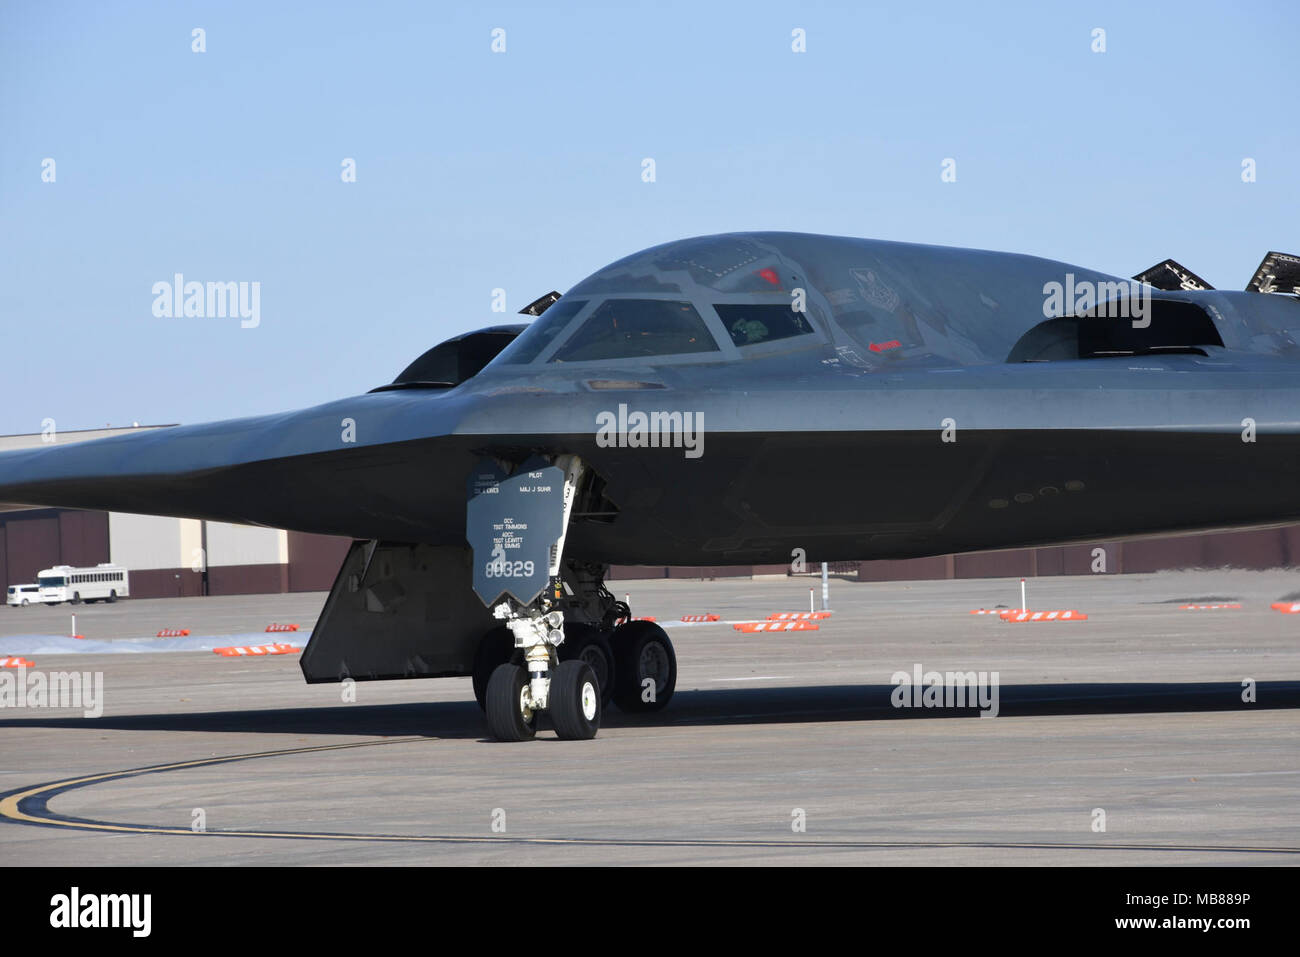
36,564,130,604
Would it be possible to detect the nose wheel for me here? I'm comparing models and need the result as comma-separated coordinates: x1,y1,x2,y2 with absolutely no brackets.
550,660,601,740
484,662,537,741
484,655,602,741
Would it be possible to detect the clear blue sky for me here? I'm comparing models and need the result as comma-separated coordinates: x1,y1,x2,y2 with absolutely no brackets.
2,0,1296,434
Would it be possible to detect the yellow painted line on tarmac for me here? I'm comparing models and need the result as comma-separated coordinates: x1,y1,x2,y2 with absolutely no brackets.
0,738,427,834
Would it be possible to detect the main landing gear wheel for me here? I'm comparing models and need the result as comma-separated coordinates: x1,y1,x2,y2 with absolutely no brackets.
485,662,536,741
611,620,676,713
558,623,616,706
472,626,517,710
550,659,600,740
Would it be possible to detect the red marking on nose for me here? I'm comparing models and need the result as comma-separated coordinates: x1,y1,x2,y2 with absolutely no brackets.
869,340,901,352
757,268,781,286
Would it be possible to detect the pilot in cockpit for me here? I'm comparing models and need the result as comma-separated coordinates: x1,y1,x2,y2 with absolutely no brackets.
729,316,770,345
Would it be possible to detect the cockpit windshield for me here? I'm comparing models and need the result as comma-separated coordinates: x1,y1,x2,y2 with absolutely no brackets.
549,300,718,362
489,298,588,365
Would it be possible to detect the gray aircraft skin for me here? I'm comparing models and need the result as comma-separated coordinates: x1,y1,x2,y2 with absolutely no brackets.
2,231,1298,565
3,232,1299,736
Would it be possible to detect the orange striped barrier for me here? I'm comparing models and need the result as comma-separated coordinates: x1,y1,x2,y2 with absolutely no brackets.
156,628,190,637
1000,610,1088,622
633,616,657,622
213,642,300,657
767,612,831,621
970,609,1011,615
734,621,819,633
1180,603,1241,610
265,623,300,633
0,656,34,668
1270,602,1300,614
680,614,720,622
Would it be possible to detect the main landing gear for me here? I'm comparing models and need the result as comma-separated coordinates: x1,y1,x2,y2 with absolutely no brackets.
608,618,676,713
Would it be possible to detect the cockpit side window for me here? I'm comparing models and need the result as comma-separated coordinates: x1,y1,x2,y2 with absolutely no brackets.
549,299,719,362
715,303,815,347
490,299,588,365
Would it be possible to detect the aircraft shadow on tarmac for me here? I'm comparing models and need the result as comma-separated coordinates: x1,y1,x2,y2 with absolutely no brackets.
1,681,1296,741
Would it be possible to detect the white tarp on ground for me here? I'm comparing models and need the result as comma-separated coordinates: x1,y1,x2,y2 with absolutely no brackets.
0,634,305,655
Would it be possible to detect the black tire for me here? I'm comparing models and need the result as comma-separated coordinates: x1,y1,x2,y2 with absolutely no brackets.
108,590,117,603
20,599,29,607
485,662,536,741
551,660,600,740
472,626,517,710
611,621,677,713
71,593,81,605
558,623,616,706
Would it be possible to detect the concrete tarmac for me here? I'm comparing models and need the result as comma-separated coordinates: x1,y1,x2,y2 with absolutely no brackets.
2,569,1298,865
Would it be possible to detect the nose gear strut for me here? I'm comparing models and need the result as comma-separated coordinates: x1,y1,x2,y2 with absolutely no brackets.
469,454,603,740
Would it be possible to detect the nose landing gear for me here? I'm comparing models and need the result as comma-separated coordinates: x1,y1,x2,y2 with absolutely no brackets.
483,602,603,741
476,599,678,739
467,453,676,741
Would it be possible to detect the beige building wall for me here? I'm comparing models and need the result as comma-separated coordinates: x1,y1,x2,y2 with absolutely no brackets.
108,513,199,570
204,521,288,567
